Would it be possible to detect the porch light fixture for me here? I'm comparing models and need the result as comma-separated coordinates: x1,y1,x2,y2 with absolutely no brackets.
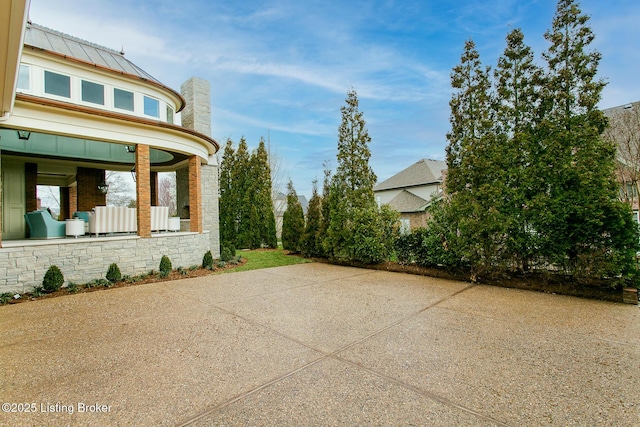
16,130,31,140
125,145,136,153
131,165,136,182
97,181,109,194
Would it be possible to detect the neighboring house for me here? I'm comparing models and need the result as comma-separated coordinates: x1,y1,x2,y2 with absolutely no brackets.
0,2,220,292
374,158,447,232
273,192,309,239
603,101,640,222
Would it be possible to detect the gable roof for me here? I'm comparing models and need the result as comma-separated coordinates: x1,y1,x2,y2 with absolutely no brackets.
374,158,447,192
387,190,429,213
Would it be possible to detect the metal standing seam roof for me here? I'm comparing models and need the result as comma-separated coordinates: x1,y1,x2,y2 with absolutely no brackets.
23,22,162,85
374,158,447,192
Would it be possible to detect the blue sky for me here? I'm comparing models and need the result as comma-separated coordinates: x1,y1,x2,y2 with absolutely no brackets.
28,0,640,198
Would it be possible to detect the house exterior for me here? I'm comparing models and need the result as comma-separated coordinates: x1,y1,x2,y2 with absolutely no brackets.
0,1,220,293
374,158,446,232
603,101,640,222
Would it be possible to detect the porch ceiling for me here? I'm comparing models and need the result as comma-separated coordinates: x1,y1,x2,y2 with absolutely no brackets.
0,128,175,165
0,129,190,189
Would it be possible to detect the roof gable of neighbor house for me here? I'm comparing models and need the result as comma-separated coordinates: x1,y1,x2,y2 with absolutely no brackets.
24,22,162,85
387,190,429,213
374,158,447,192
273,192,309,216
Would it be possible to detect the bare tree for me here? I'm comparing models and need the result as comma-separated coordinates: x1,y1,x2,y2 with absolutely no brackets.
268,140,286,198
37,186,60,217
157,172,177,216
106,171,134,207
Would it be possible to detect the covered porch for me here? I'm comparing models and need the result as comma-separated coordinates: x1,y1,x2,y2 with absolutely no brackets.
0,95,219,293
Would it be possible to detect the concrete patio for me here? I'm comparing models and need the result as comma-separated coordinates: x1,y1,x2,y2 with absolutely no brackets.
1,263,638,426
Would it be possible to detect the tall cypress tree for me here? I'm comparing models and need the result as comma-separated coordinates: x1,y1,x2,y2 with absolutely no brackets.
532,0,638,275
301,180,323,258
494,28,542,271
250,138,278,248
317,162,332,256
219,138,237,249
233,137,252,249
334,89,377,208
325,89,377,259
325,89,396,263
444,39,503,275
282,180,305,253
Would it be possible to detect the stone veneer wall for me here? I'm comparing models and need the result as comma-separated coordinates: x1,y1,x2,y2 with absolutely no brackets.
0,232,210,294
202,156,220,258
178,76,219,255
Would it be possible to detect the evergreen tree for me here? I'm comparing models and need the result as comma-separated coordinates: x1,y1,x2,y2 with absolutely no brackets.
250,138,278,248
443,39,504,276
493,28,543,271
233,138,252,249
334,89,377,207
282,180,305,253
317,161,332,257
324,89,396,263
301,180,323,258
219,139,237,248
532,0,638,275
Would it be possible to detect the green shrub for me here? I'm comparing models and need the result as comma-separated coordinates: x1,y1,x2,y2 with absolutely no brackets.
220,247,233,262
31,286,44,297
0,292,12,305
66,282,79,294
202,250,214,269
159,255,172,275
106,263,122,283
394,227,460,269
86,278,110,288
42,265,64,292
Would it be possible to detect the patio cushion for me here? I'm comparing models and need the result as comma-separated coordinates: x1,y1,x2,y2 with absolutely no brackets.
150,206,169,231
88,206,136,235
73,211,90,222
87,206,170,234
24,210,66,239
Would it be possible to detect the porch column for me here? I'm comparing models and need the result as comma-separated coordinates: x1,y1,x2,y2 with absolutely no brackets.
136,144,151,238
59,187,70,219
150,172,158,206
69,183,77,215
188,156,202,233
25,163,37,212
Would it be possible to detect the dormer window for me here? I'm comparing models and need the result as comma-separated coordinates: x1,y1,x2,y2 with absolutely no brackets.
44,70,70,98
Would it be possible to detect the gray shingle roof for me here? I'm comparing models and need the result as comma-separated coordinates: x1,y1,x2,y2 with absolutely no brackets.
387,190,429,213
24,22,161,84
374,158,447,192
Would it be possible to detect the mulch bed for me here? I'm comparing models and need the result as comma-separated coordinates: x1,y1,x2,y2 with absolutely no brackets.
3,258,247,305
4,255,634,305
320,258,630,303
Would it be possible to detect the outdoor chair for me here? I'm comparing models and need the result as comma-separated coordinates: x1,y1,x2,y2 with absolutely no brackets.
24,209,66,239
